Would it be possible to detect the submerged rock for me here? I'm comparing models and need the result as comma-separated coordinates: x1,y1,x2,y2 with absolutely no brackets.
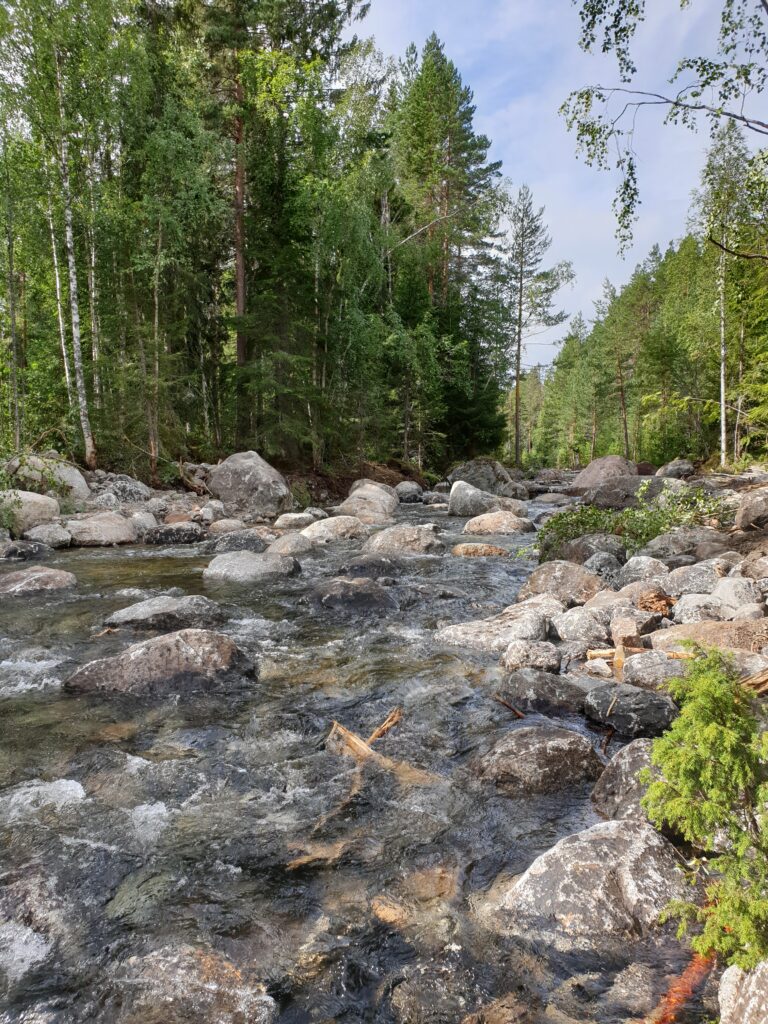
203,551,300,585
106,595,227,630
308,577,399,614
436,600,559,653
462,511,534,536
363,523,445,556
64,629,256,695
475,819,687,952
476,723,602,794
0,566,77,596
499,668,601,715
585,682,678,737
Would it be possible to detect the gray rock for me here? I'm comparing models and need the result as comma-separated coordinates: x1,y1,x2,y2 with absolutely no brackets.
592,739,653,820
585,683,678,737
640,525,728,561
104,474,152,503
570,455,637,492
268,532,314,556
462,511,534,535
66,512,138,547
551,607,610,643
500,668,602,714
208,518,247,536
144,522,205,545
447,458,527,498
92,491,121,510
0,566,77,596
559,532,627,564
5,454,90,501
335,482,398,523
203,551,300,585
475,819,687,952
617,556,670,588
212,529,269,554
349,478,397,498
584,476,686,510
500,640,562,674
363,523,445,556
0,490,60,538
303,507,328,520
731,603,766,621
656,459,695,479
672,593,724,624
309,577,399,615
301,516,367,544
476,723,602,794
129,511,159,538
666,562,722,596
583,551,624,585
622,651,688,690
435,597,563,653
517,560,603,607
0,539,54,561
447,480,527,517
273,512,315,529
206,451,292,518
735,488,768,531
106,595,227,630
609,608,661,647
421,491,446,505
719,961,768,1024
65,629,255,695
712,576,764,615
395,480,423,503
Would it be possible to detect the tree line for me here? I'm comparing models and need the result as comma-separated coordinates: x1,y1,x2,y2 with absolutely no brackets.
0,0,573,481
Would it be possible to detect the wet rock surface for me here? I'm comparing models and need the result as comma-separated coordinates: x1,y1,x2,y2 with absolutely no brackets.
476,722,602,794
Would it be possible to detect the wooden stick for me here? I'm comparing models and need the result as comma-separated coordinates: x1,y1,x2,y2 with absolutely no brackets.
326,721,437,786
492,693,526,719
367,707,403,744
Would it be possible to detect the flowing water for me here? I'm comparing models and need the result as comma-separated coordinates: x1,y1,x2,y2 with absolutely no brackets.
0,504,711,1022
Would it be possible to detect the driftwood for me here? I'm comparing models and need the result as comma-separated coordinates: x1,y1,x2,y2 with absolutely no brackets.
326,721,437,787
587,648,696,661
744,666,768,695
491,693,526,719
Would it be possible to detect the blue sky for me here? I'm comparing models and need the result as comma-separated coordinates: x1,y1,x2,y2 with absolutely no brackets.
354,0,717,366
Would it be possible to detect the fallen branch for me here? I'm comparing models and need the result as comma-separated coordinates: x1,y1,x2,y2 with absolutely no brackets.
587,648,696,662
491,693,526,719
367,707,403,743
326,721,437,786
744,667,768,695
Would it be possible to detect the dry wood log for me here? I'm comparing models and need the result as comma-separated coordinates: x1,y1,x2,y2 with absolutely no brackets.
326,721,437,786
587,648,696,662
744,666,768,695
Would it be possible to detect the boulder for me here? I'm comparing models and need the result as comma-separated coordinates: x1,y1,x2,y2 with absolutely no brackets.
672,594,724,624
349,478,398,498
735,488,768,532
585,682,678,737
208,518,247,536
742,553,768,580
0,539,53,561
462,511,535,536
666,562,722,596
203,551,300,585
421,491,447,506
212,530,268,554
656,459,695,479
267,532,315,556
5,454,90,501
719,962,768,1024
584,476,683,510
617,556,670,588
206,451,292,518
622,651,687,690
570,455,637,492
335,482,398,523
308,577,399,615
451,543,511,558
640,525,729,561
475,723,602,794
583,551,624,585
499,668,601,714
363,523,445,556
106,595,227,630
0,490,59,538
437,607,550,653
273,512,315,529
395,481,423,503
500,641,562,674
558,532,627,565
650,619,768,655
23,528,72,552
636,461,658,476
517,560,602,607
592,739,653,820
66,512,137,547
143,522,205,545
301,516,367,544
609,608,661,647
65,629,255,695
0,566,77,596
447,481,527,518
474,819,687,952
551,607,610,643
109,944,277,1024
102,474,152,503
711,577,764,616
447,458,527,498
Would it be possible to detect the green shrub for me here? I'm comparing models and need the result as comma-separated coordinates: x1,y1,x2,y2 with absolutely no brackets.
641,649,768,969
536,481,731,560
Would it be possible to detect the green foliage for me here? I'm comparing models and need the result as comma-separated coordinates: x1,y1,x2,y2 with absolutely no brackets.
641,649,768,969
536,480,731,560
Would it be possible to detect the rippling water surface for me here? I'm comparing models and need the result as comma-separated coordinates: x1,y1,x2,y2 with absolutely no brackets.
0,505,710,1022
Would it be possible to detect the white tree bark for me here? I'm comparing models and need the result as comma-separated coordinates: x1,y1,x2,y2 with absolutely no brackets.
46,198,74,409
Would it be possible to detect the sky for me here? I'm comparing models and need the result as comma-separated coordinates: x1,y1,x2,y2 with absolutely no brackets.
352,0,718,367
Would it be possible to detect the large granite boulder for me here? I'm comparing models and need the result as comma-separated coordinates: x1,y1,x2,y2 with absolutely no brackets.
557,532,627,565
475,723,602,794
617,555,670,588
622,651,687,690
23,522,72,549
308,577,399,615
106,595,227,630
736,488,768,532
0,490,59,538
584,476,685,510
203,551,300,585
656,458,695,479
0,565,77,596
447,458,527,499
301,516,367,544
64,629,255,695
499,668,602,715
363,523,445,556
474,819,687,953
447,481,527,518
144,522,205,545
719,961,768,1024
206,451,292,518
570,456,637,493
334,482,398,524
395,480,423,503
66,512,138,546
517,560,603,607
585,682,678,737
436,596,564,653
500,641,562,674
5,454,90,501
462,511,535,536
592,739,653,821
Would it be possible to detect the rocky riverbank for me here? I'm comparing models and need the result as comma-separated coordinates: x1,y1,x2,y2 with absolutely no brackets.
1,451,767,1022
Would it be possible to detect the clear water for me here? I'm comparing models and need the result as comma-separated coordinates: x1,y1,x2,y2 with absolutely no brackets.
0,505,710,1022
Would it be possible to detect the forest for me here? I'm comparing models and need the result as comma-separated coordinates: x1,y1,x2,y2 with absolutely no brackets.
0,0,766,481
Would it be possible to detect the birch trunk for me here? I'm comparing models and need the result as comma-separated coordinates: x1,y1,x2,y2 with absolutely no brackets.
46,199,74,409
718,242,727,468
